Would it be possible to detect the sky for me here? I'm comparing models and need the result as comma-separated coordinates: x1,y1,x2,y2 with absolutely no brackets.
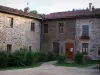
0,0,100,14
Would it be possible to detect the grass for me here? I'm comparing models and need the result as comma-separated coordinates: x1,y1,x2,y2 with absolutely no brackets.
0,62,42,71
55,60,100,68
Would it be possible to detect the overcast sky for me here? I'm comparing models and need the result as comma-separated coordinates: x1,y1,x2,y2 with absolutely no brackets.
0,0,100,14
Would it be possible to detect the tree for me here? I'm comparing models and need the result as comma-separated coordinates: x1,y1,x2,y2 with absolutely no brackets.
30,10,45,16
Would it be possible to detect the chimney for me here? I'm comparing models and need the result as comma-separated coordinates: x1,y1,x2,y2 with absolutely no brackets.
24,2,30,13
24,7,29,13
89,3,92,11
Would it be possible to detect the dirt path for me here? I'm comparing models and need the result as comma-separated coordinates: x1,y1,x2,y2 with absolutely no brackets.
0,61,99,75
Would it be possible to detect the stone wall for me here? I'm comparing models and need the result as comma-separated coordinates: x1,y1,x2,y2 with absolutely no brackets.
0,12,41,52
42,19,75,54
76,18,100,60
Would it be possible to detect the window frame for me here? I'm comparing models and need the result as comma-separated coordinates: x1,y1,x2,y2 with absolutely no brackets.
82,43,88,54
7,44,12,52
7,17,13,28
81,25,89,36
98,47,100,55
59,23,64,34
31,22,35,31
43,24,48,33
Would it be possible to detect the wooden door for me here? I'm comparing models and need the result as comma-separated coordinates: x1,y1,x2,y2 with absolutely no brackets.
66,43,74,60
53,42,59,54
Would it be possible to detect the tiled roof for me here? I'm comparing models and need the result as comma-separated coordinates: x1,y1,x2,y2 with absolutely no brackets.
0,5,42,20
43,9,100,20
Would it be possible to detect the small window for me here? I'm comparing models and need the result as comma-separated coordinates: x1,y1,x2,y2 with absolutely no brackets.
82,25,89,36
29,46,31,51
44,24,48,33
31,23,35,31
7,17,13,28
7,44,12,52
98,47,100,55
82,43,88,54
59,23,64,33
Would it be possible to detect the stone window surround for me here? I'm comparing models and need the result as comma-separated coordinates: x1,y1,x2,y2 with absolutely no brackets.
80,41,90,54
80,24,92,37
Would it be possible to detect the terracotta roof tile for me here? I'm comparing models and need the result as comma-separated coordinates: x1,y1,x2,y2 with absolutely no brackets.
0,5,42,20
43,9,100,20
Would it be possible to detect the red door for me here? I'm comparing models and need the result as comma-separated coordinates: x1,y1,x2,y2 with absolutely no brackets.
66,43,74,60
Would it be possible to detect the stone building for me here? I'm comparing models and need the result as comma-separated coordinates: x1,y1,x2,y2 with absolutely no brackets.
0,5,42,52
42,3,100,60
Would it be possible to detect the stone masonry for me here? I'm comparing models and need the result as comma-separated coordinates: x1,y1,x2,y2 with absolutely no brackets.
0,12,41,52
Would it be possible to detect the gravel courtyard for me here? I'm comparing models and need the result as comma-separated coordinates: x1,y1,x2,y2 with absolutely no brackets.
0,61,99,75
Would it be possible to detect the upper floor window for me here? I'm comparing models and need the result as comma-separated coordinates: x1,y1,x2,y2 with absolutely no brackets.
7,17,13,28
31,22,35,31
59,23,64,33
82,25,89,36
44,24,48,33
82,43,88,54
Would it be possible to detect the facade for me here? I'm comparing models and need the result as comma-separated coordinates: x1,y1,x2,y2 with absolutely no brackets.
42,3,100,60
0,5,42,52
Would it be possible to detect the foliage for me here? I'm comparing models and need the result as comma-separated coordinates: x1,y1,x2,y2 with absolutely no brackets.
8,49,27,67
38,52,48,62
0,51,8,68
74,52,84,64
30,10,45,16
25,51,35,66
47,52,58,61
57,55,66,63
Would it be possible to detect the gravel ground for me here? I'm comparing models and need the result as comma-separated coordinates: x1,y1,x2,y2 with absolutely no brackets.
0,61,100,75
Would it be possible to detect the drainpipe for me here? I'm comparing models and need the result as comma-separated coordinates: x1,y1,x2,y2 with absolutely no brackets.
40,19,43,52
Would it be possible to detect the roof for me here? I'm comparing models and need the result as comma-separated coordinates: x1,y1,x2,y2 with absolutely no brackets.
43,8,100,20
0,5,42,20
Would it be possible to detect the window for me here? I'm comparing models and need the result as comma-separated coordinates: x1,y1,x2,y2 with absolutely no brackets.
7,44,12,52
82,25,89,36
98,47,100,55
44,24,48,33
31,23,35,31
82,43,88,54
7,17,13,28
59,23,64,33
29,46,31,51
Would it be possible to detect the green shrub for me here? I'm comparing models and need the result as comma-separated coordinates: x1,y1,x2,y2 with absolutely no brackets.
0,51,8,68
38,52,48,62
47,52,55,61
74,52,84,64
8,48,28,67
25,51,34,66
57,55,66,63
8,50,26,67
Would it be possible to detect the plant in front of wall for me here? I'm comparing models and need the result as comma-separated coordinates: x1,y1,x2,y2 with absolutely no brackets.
74,52,84,64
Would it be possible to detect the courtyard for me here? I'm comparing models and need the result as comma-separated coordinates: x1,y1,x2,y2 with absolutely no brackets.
0,61,99,75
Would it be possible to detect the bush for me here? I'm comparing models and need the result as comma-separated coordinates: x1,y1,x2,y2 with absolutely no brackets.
8,49,27,67
25,51,34,66
47,52,56,61
0,51,8,68
38,52,48,62
57,55,66,63
74,52,84,64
